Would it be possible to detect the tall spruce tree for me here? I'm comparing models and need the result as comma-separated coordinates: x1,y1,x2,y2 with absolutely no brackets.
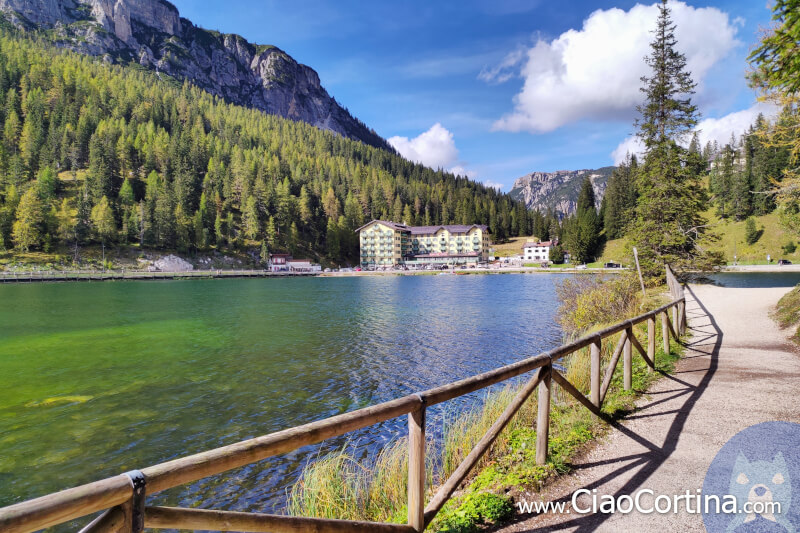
563,177,601,264
628,0,719,278
602,154,638,239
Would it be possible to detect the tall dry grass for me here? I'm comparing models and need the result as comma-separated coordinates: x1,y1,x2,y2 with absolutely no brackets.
287,383,539,524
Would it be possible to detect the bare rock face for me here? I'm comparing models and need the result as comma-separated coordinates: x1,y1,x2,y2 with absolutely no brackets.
152,254,193,272
0,0,389,150
509,167,615,218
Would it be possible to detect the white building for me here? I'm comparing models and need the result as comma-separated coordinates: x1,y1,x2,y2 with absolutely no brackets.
287,259,321,272
523,241,553,262
268,254,321,273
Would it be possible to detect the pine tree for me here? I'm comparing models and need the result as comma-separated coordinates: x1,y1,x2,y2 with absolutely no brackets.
242,195,260,240
627,0,719,277
563,177,600,263
745,217,760,245
603,155,638,239
260,240,270,266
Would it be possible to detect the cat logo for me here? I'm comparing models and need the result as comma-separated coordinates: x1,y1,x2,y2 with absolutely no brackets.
726,452,793,532
702,421,799,533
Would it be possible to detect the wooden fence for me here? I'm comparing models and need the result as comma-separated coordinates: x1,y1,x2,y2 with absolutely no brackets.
0,267,687,533
0,269,318,283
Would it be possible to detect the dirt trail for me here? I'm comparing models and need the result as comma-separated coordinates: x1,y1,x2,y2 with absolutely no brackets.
497,284,800,532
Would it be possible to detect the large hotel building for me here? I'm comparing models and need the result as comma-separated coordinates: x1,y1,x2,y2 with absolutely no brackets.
356,220,491,268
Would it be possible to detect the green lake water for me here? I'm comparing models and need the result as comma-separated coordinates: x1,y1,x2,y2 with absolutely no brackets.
0,274,565,517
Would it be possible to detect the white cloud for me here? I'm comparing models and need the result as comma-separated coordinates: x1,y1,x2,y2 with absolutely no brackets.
610,102,780,164
478,49,525,84
449,165,478,178
388,123,460,169
491,2,740,133
611,136,645,165
693,102,778,147
482,179,504,191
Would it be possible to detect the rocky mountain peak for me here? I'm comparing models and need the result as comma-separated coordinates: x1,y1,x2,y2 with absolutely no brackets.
509,167,615,218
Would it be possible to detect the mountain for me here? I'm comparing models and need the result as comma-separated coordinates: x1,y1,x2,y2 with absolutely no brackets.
0,0,389,150
0,31,532,266
509,167,615,218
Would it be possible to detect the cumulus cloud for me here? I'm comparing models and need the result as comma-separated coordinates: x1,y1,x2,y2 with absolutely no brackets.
492,1,740,133
611,136,645,165
610,102,780,164
482,179,504,191
693,102,778,147
388,123,459,169
449,165,478,178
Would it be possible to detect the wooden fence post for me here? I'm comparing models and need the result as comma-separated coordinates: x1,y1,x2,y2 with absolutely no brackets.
536,365,551,465
647,316,656,372
672,305,679,337
623,327,632,390
661,311,670,355
678,300,686,335
408,406,426,532
590,339,601,407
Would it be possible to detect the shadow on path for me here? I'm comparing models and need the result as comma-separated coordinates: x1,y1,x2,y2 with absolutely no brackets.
497,285,722,532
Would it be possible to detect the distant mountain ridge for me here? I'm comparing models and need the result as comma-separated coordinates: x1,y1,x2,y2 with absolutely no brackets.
0,0,390,150
509,167,615,218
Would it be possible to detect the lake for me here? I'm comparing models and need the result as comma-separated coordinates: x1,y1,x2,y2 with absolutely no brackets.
706,272,800,288
0,274,567,516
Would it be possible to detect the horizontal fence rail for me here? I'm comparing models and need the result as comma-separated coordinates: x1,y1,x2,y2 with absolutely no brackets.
0,267,687,533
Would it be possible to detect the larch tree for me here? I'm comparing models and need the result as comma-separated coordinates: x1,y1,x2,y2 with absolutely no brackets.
627,0,719,278
12,187,44,251
748,0,800,233
90,196,116,245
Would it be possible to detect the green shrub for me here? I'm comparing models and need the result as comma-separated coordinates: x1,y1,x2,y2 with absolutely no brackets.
435,492,514,533
782,241,796,254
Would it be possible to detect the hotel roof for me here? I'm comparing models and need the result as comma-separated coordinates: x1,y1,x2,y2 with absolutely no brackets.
355,220,488,234
523,241,553,248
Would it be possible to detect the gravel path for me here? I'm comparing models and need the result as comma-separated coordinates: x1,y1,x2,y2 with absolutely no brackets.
496,284,800,532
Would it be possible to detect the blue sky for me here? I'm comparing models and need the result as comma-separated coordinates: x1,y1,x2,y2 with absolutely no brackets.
170,0,774,190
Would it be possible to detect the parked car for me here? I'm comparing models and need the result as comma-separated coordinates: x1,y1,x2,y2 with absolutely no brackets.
778,259,792,265
576,264,588,270
604,262,621,268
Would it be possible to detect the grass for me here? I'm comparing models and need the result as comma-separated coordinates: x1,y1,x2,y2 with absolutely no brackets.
775,285,800,342
597,210,800,266
702,211,798,264
286,287,684,532
492,236,536,258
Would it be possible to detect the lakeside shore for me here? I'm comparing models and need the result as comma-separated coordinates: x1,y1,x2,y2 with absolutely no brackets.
4,263,800,283
0,265,625,283
721,263,800,272
321,266,624,276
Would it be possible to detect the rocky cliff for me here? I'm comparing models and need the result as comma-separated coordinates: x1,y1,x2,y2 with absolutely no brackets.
509,167,614,218
0,0,389,149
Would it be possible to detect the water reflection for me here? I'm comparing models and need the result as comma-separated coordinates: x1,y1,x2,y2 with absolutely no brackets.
0,274,563,517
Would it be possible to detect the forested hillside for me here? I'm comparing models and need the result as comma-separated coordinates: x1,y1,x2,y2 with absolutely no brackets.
0,31,532,265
